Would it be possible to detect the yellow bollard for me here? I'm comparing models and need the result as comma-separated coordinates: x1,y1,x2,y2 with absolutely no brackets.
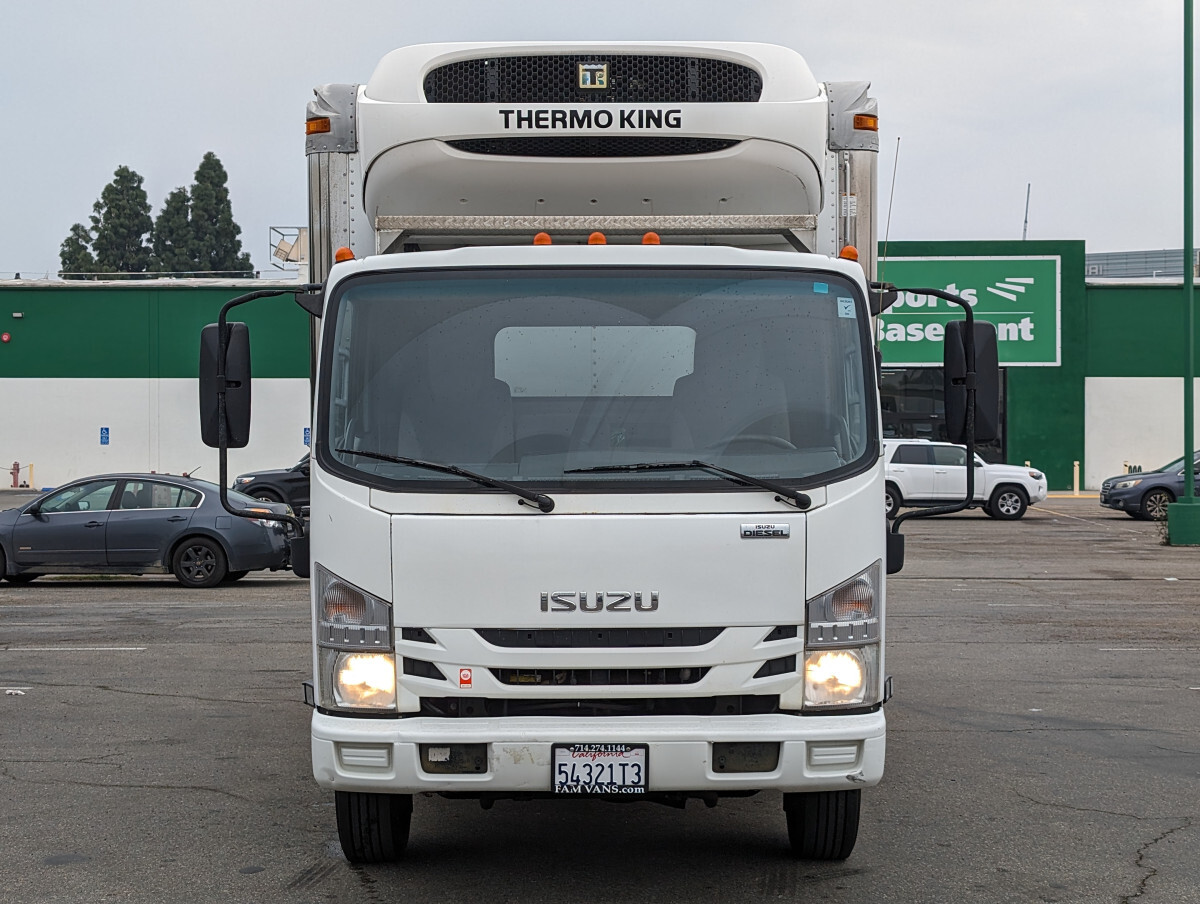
1073,461,1080,495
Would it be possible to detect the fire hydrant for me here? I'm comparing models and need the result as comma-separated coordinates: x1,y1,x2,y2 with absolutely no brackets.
10,462,19,488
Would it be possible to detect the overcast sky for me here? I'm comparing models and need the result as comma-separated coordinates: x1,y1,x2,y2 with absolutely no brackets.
0,0,1191,277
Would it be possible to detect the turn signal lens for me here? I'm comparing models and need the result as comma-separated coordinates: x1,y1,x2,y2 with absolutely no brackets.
853,114,879,131
306,117,332,135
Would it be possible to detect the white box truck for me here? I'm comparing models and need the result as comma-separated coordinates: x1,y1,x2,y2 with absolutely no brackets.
200,42,996,863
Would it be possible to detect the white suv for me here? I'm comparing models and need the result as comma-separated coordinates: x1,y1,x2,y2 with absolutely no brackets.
883,439,1048,520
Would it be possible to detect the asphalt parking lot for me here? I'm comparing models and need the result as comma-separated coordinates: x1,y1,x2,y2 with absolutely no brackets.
2,495,1198,903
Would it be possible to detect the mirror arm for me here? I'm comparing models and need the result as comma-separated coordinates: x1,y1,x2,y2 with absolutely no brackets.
215,285,322,537
890,288,978,533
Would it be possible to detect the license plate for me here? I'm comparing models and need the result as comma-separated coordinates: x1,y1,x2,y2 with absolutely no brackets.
552,743,648,794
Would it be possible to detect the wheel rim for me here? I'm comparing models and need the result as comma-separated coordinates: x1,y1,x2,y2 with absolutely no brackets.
180,544,216,582
1145,492,1170,519
997,492,1022,516
885,494,894,515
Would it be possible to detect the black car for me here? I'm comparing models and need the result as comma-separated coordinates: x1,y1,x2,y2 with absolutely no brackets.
233,454,310,510
0,474,291,587
1100,452,1200,520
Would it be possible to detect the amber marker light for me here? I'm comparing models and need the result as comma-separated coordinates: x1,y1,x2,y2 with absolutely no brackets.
334,246,355,263
853,114,879,131
306,117,332,135
533,232,552,245
588,231,607,245
642,232,661,245
838,245,860,261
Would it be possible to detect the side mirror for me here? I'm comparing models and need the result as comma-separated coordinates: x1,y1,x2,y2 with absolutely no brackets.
199,322,252,448
943,320,999,444
289,535,311,579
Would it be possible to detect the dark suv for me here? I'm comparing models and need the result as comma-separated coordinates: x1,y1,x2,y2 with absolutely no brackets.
1100,452,1200,520
232,454,310,511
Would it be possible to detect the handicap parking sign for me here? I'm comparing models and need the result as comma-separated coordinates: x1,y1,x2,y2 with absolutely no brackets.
303,427,311,447
100,427,110,446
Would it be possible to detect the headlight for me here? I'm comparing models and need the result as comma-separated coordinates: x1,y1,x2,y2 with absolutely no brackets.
333,652,397,709
1029,470,1044,481
804,647,879,707
1115,478,1142,489
234,476,253,485
803,562,882,710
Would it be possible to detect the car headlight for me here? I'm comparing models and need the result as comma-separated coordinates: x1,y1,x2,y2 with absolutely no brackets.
1115,478,1142,489
802,561,882,711
1029,470,1044,481
233,476,254,485
333,652,397,709
314,564,395,711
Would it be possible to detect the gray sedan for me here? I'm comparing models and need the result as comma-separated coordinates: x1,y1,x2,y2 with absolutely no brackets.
0,474,291,588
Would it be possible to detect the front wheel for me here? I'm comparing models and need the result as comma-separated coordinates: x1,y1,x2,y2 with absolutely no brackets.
171,537,228,588
784,790,860,860
336,791,412,863
989,486,1029,520
1140,488,1174,521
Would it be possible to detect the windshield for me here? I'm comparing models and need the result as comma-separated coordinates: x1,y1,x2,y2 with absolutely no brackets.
320,267,875,492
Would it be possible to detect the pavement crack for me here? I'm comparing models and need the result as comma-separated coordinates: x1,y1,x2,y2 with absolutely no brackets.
1119,819,1193,903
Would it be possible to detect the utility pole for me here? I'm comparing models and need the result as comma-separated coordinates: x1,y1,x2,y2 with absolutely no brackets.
1021,183,1031,240
1170,0,1200,544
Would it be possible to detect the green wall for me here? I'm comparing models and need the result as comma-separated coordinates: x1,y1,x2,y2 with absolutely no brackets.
1086,284,1189,377
0,283,310,379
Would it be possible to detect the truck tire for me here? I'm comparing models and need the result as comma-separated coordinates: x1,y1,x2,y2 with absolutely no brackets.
988,486,1028,520
884,484,902,520
336,791,412,863
783,789,860,860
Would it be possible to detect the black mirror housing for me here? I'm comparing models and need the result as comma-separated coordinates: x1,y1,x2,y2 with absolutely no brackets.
943,320,999,444
199,322,252,448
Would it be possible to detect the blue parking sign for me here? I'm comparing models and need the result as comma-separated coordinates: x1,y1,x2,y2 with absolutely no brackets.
303,427,311,447
100,427,110,446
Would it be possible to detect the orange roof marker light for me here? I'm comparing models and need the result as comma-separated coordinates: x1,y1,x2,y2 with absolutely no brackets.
642,232,661,245
533,232,552,245
587,231,607,245
306,117,332,135
334,246,355,263
838,245,860,262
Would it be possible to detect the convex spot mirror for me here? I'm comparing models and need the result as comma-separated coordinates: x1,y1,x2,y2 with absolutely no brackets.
199,322,252,448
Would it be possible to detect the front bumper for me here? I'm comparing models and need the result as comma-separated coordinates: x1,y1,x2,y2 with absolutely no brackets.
311,710,885,795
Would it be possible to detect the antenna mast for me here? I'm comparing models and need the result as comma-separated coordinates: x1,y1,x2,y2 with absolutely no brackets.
1021,183,1031,240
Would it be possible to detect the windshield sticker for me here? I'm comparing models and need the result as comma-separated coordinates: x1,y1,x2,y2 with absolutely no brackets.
813,283,829,294
837,298,855,318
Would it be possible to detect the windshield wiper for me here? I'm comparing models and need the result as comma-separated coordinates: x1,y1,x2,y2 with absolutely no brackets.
336,448,555,513
565,460,811,509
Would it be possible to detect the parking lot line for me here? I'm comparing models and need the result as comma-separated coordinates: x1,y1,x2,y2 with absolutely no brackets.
0,646,147,652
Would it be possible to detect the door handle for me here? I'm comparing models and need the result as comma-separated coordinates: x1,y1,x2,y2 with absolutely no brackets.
85,521,104,528
166,515,187,522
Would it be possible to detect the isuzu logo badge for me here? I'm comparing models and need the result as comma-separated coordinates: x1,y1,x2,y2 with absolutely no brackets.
741,523,791,539
541,591,659,612
578,62,608,90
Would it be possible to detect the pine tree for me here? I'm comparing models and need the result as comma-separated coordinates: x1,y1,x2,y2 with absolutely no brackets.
150,188,195,275
59,223,97,279
89,166,153,275
188,152,253,276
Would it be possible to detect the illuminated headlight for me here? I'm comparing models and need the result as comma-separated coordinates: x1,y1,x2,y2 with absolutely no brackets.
314,564,395,711
1115,478,1142,489
803,561,882,710
333,652,397,709
804,646,879,707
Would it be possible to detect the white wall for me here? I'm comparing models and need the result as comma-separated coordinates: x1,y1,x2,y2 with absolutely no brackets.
1084,377,1200,488
0,378,311,489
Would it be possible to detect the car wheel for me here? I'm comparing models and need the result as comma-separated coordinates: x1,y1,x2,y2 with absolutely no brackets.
224,570,250,583
336,791,412,863
982,503,997,518
884,484,902,520
252,489,283,504
784,789,860,860
989,486,1029,520
171,537,228,588
1140,488,1174,521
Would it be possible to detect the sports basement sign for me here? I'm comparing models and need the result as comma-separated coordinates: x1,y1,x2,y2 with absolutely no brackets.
876,256,1061,366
